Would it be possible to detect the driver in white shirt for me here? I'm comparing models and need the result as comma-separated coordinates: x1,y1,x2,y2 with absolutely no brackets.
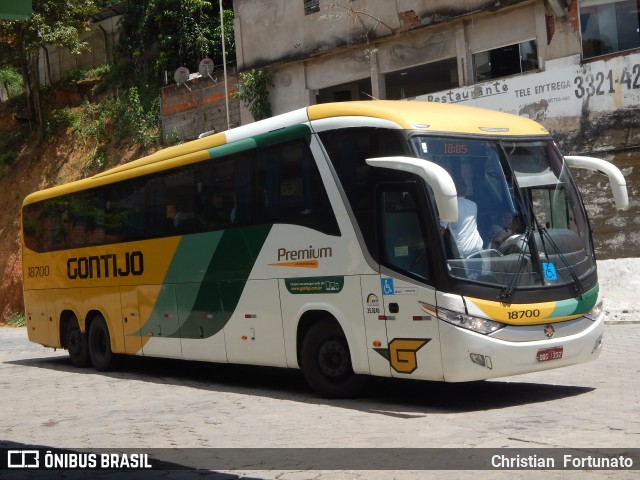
444,181,483,258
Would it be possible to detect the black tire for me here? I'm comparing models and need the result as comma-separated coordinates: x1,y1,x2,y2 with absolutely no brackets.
88,315,115,371
65,315,90,368
300,320,366,398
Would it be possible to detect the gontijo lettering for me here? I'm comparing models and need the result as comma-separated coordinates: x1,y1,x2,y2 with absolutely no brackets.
67,251,144,279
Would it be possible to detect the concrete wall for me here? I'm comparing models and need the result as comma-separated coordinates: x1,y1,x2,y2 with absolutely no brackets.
38,15,121,85
160,75,240,143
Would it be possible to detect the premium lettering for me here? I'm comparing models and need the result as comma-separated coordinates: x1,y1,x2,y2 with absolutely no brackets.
67,251,144,279
277,245,332,262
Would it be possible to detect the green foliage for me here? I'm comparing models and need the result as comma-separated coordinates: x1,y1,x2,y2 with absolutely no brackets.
6,312,26,327
234,68,273,121
0,116,28,177
117,1,235,84
73,87,159,166
44,75,160,171
59,64,112,85
0,0,100,124
0,66,23,98
44,105,76,138
166,127,184,146
122,89,157,139
0,1,99,56
0,151,17,176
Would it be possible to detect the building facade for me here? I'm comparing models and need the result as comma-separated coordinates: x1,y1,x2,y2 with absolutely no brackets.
232,0,640,139
233,0,640,259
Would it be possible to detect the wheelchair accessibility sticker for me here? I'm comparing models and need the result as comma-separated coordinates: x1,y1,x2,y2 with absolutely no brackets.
542,262,558,281
381,278,394,295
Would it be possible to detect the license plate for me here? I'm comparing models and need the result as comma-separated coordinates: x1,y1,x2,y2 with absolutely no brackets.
537,346,563,363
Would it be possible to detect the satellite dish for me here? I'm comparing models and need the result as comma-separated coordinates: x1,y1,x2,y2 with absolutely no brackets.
174,67,190,84
198,58,214,77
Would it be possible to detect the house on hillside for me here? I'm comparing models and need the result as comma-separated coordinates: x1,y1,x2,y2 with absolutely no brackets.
232,0,640,147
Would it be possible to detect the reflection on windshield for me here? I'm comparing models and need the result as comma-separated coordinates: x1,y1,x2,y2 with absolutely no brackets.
411,136,594,293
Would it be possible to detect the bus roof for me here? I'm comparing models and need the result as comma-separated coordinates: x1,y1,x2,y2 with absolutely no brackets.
307,100,549,136
23,100,550,206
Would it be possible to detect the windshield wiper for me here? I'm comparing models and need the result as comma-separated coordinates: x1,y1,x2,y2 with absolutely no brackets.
499,226,533,300
535,222,585,295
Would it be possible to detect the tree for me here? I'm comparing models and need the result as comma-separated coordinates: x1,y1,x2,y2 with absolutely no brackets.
117,0,235,84
234,68,273,121
0,0,99,126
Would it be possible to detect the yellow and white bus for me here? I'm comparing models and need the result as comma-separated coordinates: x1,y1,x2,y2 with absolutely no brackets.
21,101,628,397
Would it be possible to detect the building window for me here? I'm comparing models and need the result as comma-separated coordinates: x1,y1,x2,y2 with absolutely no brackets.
579,0,640,59
472,40,539,83
304,0,320,15
316,78,372,103
385,58,458,100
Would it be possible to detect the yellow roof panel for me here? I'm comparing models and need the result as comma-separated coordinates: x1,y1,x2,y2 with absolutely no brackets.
308,100,549,136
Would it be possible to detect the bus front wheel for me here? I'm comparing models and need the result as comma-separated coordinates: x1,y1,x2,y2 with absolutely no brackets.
300,320,365,398
66,315,90,368
88,315,115,371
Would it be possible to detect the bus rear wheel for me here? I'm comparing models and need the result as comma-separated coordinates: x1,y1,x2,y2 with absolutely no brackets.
88,315,115,371
301,320,365,398
66,315,90,368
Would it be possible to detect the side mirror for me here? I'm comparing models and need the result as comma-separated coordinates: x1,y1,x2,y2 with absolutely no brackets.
366,156,458,222
564,155,629,210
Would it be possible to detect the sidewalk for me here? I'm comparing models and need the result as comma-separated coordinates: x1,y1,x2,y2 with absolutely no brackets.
597,258,640,324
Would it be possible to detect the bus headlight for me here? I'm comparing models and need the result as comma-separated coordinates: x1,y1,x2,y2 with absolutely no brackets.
436,307,504,335
584,300,604,322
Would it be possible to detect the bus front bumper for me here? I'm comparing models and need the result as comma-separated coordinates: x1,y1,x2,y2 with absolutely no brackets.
438,315,605,382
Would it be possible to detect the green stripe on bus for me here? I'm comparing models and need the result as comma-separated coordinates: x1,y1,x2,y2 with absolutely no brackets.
206,125,311,160
254,124,311,148
207,138,256,159
549,285,599,318
136,225,272,339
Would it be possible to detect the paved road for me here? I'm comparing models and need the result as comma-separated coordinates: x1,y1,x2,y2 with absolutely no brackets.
1,324,639,479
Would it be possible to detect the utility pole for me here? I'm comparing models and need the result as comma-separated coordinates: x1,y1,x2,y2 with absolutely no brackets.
219,0,230,130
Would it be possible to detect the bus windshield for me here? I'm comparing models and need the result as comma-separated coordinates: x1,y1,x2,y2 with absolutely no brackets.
411,136,594,294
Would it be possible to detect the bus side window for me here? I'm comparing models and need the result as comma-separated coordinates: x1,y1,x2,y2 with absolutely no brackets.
196,158,234,230
379,188,431,281
253,138,339,235
233,153,253,225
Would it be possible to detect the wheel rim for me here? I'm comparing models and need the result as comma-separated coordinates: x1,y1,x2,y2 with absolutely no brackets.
317,338,349,379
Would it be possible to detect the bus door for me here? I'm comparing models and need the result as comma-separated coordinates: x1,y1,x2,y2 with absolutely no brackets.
376,183,444,381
